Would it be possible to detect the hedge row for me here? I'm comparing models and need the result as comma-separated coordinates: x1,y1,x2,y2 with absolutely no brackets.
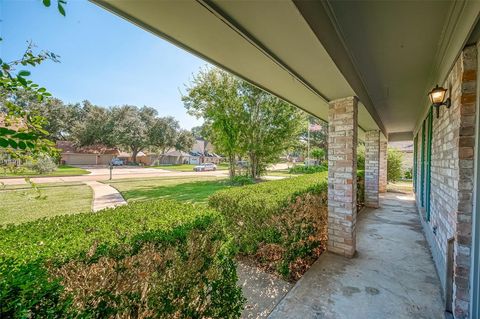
0,200,244,318
209,172,328,281
288,164,327,175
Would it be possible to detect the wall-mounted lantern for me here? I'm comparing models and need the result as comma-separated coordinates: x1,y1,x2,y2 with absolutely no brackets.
428,85,451,118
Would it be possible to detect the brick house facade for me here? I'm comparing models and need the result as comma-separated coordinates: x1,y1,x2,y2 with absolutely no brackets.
414,44,477,319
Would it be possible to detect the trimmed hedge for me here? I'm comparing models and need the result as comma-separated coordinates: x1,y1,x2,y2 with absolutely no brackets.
209,172,328,281
288,164,327,175
0,200,244,318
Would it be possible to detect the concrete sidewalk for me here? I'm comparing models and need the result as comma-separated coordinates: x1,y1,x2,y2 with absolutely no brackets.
84,181,127,212
0,170,229,185
269,192,444,319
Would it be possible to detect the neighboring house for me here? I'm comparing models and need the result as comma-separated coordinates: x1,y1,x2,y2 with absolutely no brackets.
117,151,148,165
147,150,198,165
57,141,119,165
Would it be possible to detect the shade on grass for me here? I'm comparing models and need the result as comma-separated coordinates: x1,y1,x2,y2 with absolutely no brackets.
0,183,92,225
108,176,231,203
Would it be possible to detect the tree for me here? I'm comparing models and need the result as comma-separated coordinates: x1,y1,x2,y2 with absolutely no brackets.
115,105,156,163
311,147,325,164
71,101,111,146
0,43,59,164
387,148,403,182
183,68,304,178
108,105,158,163
149,116,179,156
175,129,195,152
0,1,66,164
191,125,206,139
237,80,305,178
183,68,244,177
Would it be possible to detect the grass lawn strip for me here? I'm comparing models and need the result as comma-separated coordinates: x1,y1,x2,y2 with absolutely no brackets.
0,182,93,225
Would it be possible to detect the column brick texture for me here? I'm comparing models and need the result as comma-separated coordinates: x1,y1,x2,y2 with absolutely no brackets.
365,130,380,208
379,140,387,193
413,45,476,319
327,96,358,258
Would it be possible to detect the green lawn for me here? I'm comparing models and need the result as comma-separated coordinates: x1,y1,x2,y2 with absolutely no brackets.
1,165,89,178
154,163,229,172
0,183,92,225
107,176,232,203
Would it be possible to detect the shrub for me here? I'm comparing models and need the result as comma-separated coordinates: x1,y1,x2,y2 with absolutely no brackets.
404,168,412,180
209,172,328,281
387,148,403,182
0,200,244,318
310,148,325,163
357,144,365,170
288,164,327,174
27,155,57,174
229,175,255,186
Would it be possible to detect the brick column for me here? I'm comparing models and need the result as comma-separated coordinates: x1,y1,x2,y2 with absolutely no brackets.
365,130,380,208
379,140,387,193
327,96,358,258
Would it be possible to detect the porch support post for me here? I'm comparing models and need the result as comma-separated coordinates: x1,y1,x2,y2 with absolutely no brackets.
327,96,358,258
379,140,387,193
365,130,380,208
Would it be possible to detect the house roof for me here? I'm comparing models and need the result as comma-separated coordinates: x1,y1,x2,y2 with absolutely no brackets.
56,141,119,155
165,150,192,157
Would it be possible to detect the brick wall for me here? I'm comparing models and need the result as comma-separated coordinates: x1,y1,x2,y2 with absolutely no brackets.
415,45,476,318
327,96,358,258
365,130,380,207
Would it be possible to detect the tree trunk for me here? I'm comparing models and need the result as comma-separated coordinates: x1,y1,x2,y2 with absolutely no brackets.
132,149,139,164
228,154,236,178
249,153,258,179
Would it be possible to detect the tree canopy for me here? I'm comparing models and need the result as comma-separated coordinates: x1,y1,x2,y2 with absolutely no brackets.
183,68,305,178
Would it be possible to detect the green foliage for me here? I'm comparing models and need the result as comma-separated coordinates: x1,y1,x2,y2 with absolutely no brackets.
357,144,365,170
183,68,305,178
26,155,57,174
310,148,325,162
404,168,412,180
387,148,403,182
209,172,328,280
0,200,244,318
0,42,60,163
67,105,195,163
289,164,327,174
228,175,255,186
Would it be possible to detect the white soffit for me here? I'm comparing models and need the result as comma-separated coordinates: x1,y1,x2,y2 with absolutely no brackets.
92,0,382,135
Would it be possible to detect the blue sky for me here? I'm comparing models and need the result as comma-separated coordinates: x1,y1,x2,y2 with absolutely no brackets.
1,0,209,129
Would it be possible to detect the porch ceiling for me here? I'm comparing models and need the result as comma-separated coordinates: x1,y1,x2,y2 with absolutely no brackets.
92,0,479,141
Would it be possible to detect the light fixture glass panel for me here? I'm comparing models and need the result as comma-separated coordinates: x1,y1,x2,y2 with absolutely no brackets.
428,86,447,104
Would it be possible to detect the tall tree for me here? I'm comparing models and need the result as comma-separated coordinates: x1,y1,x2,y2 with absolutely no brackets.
175,129,195,152
149,116,179,156
71,101,111,146
108,105,157,163
183,68,304,178
237,81,305,177
183,69,244,177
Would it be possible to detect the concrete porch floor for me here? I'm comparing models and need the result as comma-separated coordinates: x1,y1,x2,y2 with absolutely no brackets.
269,192,445,319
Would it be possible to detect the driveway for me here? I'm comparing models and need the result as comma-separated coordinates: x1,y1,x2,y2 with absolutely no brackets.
0,166,229,185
